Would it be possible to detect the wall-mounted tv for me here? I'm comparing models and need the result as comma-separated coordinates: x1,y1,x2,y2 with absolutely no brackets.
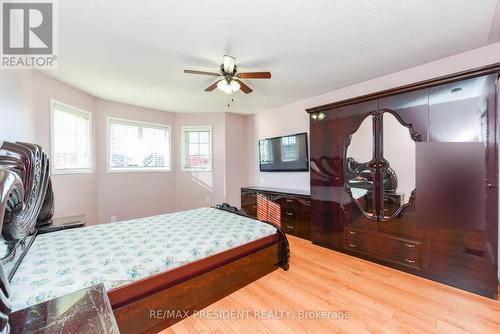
258,132,309,172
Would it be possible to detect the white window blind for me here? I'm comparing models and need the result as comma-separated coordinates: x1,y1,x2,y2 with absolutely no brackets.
182,126,212,171
51,101,91,173
108,118,171,171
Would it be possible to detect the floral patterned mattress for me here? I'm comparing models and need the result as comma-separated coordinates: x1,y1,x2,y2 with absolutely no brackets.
10,207,277,311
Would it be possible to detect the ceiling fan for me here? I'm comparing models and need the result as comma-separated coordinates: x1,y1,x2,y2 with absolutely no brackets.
184,55,271,94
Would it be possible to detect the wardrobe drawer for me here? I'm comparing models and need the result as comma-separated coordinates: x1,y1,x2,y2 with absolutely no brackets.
282,218,311,240
282,219,297,234
241,189,258,218
282,207,297,219
277,195,311,210
277,196,300,208
241,204,257,218
345,228,424,271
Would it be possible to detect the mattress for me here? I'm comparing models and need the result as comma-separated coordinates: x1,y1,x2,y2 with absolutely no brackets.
9,207,277,311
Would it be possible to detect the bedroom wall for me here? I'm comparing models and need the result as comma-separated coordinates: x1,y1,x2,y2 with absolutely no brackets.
95,100,177,224
28,72,179,225
248,106,310,191
247,41,500,192
174,112,227,211
0,71,34,143
2,70,242,224
31,71,99,225
225,113,250,208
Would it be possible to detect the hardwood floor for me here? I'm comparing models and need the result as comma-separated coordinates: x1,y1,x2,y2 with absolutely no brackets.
162,235,500,334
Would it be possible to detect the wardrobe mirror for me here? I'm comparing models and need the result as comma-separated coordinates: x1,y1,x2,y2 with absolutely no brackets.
382,112,416,218
346,116,375,217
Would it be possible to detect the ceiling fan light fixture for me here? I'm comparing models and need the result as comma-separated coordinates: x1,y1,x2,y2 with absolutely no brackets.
217,80,231,93
185,55,270,95
217,79,239,94
217,80,226,90
230,80,240,92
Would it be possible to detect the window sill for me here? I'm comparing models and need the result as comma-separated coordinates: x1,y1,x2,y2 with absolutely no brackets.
52,169,93,175
182,168,213,172
107,168,172,173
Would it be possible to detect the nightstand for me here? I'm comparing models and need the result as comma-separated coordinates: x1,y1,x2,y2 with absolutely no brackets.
38,215,86,234
10,284,119,334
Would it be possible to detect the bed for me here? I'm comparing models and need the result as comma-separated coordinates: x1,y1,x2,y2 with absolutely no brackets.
0,142,289,334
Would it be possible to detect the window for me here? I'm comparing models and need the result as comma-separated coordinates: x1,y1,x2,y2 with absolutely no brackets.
281,135,299,162
259,139,273,164
108,118,171,172
182,126,212,171
51,100,91,174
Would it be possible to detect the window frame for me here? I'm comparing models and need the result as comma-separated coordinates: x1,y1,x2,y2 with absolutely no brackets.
181,125,213,172
106,117,172,173
50,99,93,175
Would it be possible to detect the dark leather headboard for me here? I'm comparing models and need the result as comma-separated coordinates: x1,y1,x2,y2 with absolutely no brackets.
0,141,54,331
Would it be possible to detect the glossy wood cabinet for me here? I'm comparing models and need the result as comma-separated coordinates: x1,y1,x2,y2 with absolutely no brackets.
241,187,311,240
345,227,426,272
307,70,499,299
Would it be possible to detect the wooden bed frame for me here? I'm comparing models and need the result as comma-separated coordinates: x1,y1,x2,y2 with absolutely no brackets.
110,204,289,334
0,142,290,333
113,237,283,333
0,146,290,334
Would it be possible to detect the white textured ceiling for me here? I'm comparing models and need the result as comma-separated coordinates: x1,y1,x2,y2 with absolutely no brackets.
43,0,500,114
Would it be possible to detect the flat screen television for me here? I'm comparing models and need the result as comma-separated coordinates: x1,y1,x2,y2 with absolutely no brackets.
258,132,309,172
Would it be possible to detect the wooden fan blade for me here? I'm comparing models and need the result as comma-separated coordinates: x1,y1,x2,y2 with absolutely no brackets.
237,72,271,79
184,69,221,77
235,79,253,94
205,80,221,92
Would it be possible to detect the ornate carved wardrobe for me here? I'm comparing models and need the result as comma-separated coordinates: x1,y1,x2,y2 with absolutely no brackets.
307,65,500,298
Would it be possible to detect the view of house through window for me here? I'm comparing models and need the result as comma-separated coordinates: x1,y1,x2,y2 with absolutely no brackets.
51,101,91,173
182,126,212,171
281,135,298,162
108,118,170,171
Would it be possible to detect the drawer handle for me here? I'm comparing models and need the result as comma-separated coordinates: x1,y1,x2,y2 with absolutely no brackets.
404,243,416,248
347,243,357,248
286,212,293,216
286,224,294,229
348,231,356,235
404,258,416,264
252,205,257,208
